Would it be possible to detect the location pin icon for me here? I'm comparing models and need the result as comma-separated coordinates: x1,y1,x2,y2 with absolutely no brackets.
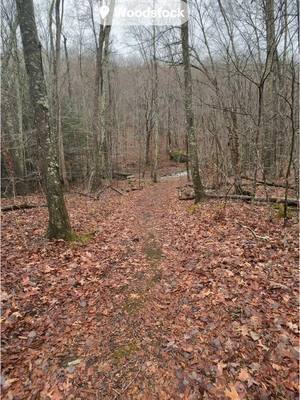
100,3,110,19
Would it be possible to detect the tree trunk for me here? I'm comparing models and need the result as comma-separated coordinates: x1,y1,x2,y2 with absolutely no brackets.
151,24,159,183
49,0,68,189
263,0,279,178
16,0,72,240
167,102,172,155
100,26,113,180
145,127,151,166
181,1,205,202
90,38,103,190
89,1,115,191
227,110,243,194
63,34,72,98
56,0,68,189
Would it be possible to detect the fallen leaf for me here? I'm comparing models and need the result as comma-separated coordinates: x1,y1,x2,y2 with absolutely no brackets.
240,325,248,336
249,331,260,341
43,265,54,273
238,368,250,382
1,291,10,301
286,321,299,334
22,276,30,286
258,340,269,351
3,378,18,389
217,361,227,377
28,330,37,339
225,384,240,400
249,316,261,328
67,359,81,367
129,293,140,299
182,345,193,353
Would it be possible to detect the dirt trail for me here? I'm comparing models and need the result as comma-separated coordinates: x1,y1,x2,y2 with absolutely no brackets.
77,177,194,399
94,178,184,398
1,177,299,399
2,178,187,399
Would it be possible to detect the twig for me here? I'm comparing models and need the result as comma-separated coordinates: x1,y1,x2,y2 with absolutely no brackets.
74,187,109,200
113,366,142,399
95,187,108,199
74,191,98,200
236,221,269,240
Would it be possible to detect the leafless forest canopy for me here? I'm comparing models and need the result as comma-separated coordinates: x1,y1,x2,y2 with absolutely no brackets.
2,0,299,197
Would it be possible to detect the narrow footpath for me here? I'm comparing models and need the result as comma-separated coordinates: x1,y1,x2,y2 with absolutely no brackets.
1,177,298,399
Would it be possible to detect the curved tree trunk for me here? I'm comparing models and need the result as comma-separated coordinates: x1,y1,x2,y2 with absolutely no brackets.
16,0,72,240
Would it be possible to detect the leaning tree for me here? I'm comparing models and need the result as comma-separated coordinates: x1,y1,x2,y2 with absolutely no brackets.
16,0,72,239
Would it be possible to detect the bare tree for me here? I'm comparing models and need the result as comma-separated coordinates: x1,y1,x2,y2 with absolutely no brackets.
181,0,205,202
16,0,72,239
49,0,69,189
87,0,115,191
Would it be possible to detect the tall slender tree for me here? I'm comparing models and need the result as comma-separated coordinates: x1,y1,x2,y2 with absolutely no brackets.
263,0,280,178
87,0,115,191
16,0,72,239
151,24,159,183
181,0,205,202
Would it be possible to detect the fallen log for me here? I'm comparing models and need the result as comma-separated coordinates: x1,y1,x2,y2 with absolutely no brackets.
113,172,135,180
74,185,109,200
178,190,299,207
74,191,99,200
75,186,124,198
1,204,47,212
125,186,143,192
208,194,299,206
241,175,295,190
110,186,124,195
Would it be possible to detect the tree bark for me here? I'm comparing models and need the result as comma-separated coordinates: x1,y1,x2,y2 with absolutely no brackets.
151,24,159,183
100,25,113,180
227,110,243,194
16,0,72,239
88,0,115,191
63,34,72,98
263,0,279,178
181,0,205,202
49,0,69,190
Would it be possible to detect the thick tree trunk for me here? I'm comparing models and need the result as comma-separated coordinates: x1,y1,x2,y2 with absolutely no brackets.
16,0,72,240
181,1,205,202
89,1,115,191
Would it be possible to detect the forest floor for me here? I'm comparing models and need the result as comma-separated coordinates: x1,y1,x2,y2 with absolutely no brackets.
1,175,299,399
